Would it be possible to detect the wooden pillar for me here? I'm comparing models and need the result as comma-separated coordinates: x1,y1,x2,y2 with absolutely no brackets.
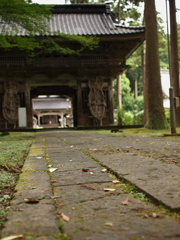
142,44,148,124
76,80,82,127
37,115,40,127
108,77,114,124
25,80,33,128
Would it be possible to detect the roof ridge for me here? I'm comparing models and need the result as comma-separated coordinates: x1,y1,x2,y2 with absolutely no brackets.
51,4,111,14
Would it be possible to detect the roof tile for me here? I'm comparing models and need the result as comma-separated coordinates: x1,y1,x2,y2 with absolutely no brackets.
0,4,145,37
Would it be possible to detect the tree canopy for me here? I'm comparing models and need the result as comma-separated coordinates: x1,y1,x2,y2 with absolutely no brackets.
0,0,98,54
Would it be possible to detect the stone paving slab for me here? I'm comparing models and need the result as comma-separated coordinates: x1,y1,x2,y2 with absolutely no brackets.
52,169,112,186
1,137,61,240
95,152,180,210
54,182,180,240
58,131,180,210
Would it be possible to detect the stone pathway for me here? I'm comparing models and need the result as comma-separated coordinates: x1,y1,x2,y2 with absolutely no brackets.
1,130,180,240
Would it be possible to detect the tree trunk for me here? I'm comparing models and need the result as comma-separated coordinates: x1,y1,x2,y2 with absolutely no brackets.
117,0,122,24
117,75,122,109
144,0,167,129
169,0,180,126
142,44,148,124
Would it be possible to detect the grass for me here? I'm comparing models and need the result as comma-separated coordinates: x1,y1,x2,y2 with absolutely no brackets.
84,127,180,137
0,132,35,230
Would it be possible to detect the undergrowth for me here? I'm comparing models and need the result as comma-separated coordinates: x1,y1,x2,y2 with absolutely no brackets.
0,132,35,230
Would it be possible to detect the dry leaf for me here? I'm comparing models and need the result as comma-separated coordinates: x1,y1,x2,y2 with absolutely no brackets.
1,235,23,240
0,164,22,173
101,169,107,172
61,213,70,222
126,146,132,149
104,222,113,226
81,184,96,190
51,180,57,183
121,199,129,205
48,168,57,172
80,227,87,231
24,198,39,204
112,180,120,184
82,168,90,172
103,188,116,192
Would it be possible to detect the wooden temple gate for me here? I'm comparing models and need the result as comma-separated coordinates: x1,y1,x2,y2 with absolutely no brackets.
0,4,145,129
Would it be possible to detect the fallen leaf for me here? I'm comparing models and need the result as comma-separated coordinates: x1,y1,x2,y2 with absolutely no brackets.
24,198,39,204
101,169,107,172
51,195,60,199
1,235,23,240
104,222,113,226
40,188,49,193
82,168,90,172
80,227,87,231
90,172,94,174
47,164,52,168
81,184,96,190
36,157,42,159
61,213,70,222
152,212,157,218
51,180,57,183
0,164,22,173
103,188,116,192
48,168,57,172
126,146,133,149
121,199,129,205
112,180,120,184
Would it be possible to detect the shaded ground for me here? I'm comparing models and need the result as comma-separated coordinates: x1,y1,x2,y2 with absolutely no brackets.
0,130,180,240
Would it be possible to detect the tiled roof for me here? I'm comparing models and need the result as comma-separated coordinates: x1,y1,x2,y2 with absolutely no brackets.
0,4,145,37
46,4,145,36
48,11,144,36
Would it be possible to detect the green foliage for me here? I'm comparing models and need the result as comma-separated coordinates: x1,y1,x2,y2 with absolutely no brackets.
0,0,51,35
135,95,144,111
157,14,169,69
0,0,98,55
126,47,143,95
40,34,99,55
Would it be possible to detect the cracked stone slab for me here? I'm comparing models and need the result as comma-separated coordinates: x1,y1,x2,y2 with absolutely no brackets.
96,152,180,210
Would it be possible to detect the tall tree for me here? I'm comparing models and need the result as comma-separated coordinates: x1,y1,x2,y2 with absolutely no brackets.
169,0,180,126
144,0,167,129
